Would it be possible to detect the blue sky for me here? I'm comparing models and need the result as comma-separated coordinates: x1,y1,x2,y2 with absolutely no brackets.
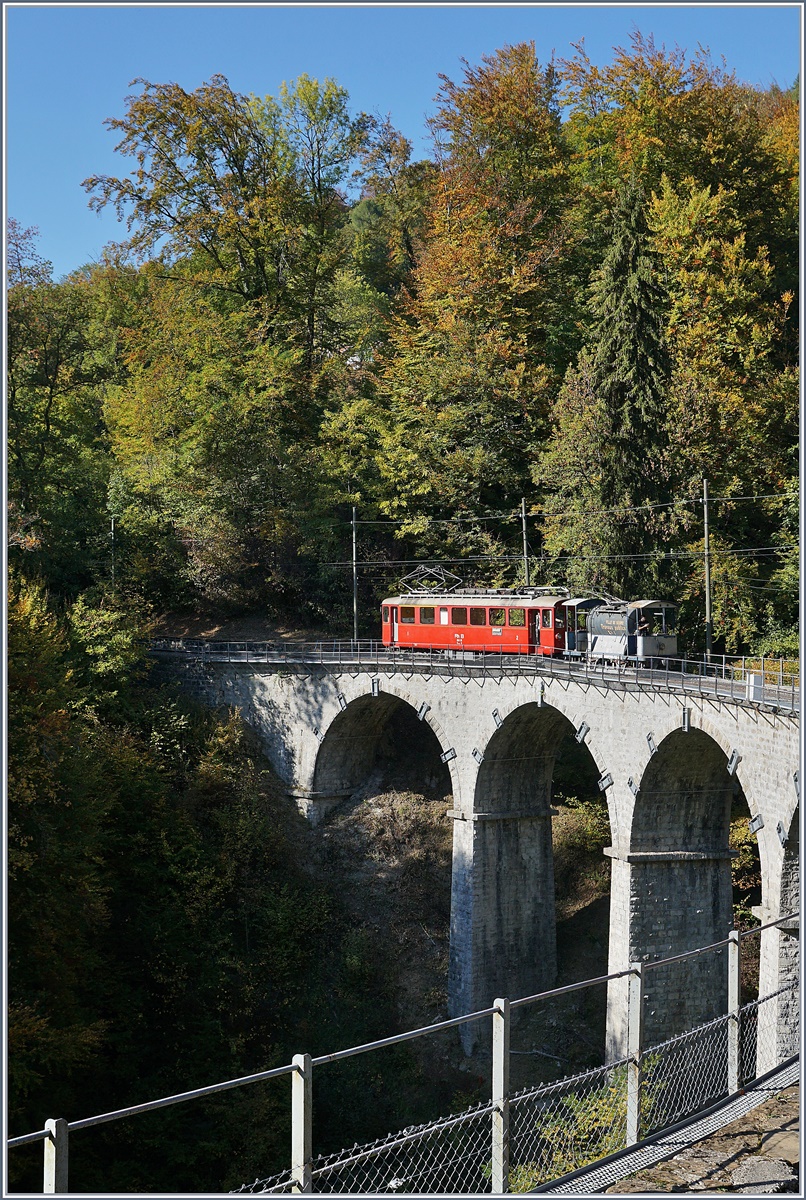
5,3,802,280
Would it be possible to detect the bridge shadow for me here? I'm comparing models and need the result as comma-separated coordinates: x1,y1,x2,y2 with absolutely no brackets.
313,695,451,799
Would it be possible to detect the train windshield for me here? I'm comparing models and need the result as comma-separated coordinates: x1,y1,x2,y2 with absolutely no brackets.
661,608,677,635
630,606,677,635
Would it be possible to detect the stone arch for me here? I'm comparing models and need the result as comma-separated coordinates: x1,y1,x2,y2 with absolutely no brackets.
631,727,733,853
449,701,607,1023
474,702,573,817
689,707,765,824
625,728,735,1045
312,687,454,807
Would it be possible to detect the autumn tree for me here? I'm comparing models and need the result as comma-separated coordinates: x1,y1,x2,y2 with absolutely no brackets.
6,222,116,595
83,75,383,615
561,33,793,249
350,114,434,295
84,75,292,302
648,178,798,650
538,184,670,597
84,74,368,363
368,43,576,576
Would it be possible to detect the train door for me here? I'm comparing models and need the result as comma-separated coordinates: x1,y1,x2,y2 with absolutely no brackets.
539,607,554,654
391,605,399,643
554,604,566,652
528,610,540,652
564,605,577,653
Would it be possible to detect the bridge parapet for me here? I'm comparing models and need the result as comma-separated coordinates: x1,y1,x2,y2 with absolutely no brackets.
149,639,800,716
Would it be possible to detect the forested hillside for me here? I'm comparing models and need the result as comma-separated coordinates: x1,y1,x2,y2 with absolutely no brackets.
7,35,798,1191
9,36,798,645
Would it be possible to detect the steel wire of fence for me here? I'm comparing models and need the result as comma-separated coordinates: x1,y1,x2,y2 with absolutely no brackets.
232,982,798,1196
229,957,797,1195
640,1015,730,1137
740,980,799,1084
233,1101,496,1196
506,1055,632,1192
310,1100,495,1195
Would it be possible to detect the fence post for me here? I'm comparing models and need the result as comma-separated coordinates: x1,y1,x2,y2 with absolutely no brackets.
43,1119,68,1194
291,1053,313,1193
626,963,644,1146
727,930,742,1094
492,998,510,1194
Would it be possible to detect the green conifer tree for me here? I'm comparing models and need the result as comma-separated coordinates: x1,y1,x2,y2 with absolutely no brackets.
589,183,671,594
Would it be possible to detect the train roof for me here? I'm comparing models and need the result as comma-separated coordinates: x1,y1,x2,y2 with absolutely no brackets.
595,598,677,611
382,591,676,609
383,590,571,606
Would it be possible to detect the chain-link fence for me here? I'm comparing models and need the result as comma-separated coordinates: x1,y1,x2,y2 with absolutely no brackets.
640,1015,730,1136
233,1100,495,1196
234,977,799,1196
9,917,798,1194
233,920,797,1196
741,980,798,1083
311,1099,495,1194
506,1055,632,1191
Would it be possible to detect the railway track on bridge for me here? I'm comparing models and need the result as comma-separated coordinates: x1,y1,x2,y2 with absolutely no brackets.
149,639,799,717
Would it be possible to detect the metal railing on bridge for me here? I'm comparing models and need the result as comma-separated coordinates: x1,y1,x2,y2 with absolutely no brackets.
8,915,798,1194
149,639,800,715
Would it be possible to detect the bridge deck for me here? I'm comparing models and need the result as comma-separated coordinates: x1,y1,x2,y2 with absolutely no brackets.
150,640,800,716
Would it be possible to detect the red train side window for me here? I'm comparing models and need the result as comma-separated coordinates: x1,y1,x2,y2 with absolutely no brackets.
382,607,390,623
451,607,468,625
400,606,416,624
419,607,435,624
541,609,553,628
489,609,505,626
469,608,486,626
509,608,525,627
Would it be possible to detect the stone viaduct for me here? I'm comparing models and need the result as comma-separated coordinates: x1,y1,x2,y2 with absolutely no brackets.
156,648,799,1065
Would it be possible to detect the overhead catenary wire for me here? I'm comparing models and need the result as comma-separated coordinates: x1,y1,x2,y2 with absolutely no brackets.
321,546,791,569
354,491,798,525
252,491,798,529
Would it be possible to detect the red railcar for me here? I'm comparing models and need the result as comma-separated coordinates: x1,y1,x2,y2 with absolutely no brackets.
380,589,571,656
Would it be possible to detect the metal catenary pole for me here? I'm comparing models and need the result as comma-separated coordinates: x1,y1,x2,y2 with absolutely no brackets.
521,498,530,587
703,478,713,663
352,506,358,643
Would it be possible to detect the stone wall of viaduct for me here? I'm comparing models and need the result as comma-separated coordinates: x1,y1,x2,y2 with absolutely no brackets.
162,657,799,1064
